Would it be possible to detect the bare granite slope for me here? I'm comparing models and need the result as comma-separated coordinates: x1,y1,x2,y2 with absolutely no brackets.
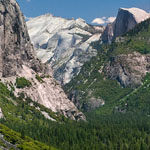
0,0,85,121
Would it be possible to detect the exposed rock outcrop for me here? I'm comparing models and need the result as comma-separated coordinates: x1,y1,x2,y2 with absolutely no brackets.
0,108,4,119
102,8,150,43
105,52,150,88
0,0,85,121
101,22,115,44
27,14,104,84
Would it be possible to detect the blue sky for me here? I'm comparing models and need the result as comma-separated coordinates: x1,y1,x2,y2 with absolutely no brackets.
16,0,150,24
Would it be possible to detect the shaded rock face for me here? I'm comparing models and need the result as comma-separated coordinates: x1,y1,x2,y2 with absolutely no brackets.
67,90,105,111
0,0,85,121
27,14,104,85
102,8,150,43
0,0,41,77
101,23,114,44
105,52,150,88
113,8,137,39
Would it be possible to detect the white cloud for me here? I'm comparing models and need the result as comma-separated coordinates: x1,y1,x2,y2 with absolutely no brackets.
106,17,116,23
92,18,105,25
26,0,31,2
92,16,116,25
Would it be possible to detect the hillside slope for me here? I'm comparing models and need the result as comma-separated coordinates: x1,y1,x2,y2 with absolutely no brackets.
0,80,70,149
0,0,85,121
64,18,150,113
0,124,57,150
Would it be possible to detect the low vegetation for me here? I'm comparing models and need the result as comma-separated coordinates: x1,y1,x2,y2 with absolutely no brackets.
36,74,44,83
117,73,150,114
16,77,32,89
0,124,57,150
0,81,66,149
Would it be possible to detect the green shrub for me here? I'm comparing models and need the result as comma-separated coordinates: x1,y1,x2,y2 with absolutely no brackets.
16,77,32,89
36,74,44,83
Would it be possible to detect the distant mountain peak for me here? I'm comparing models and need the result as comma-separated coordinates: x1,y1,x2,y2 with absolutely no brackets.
27,13,104,85
119,7,150,23
102,7,150,43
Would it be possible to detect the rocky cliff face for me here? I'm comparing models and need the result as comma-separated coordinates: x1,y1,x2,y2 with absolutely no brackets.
102,8,150,43
105,52,150,88
27,15,104,84
0,0,85,121
0,0,43,77
101,23,114,44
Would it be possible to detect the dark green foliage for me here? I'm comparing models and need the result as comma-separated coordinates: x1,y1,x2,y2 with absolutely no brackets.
117,73,150,114
0,82,10,96
36,74,44,83
2,112,150,150
0,124,57,150
16,77,32,88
